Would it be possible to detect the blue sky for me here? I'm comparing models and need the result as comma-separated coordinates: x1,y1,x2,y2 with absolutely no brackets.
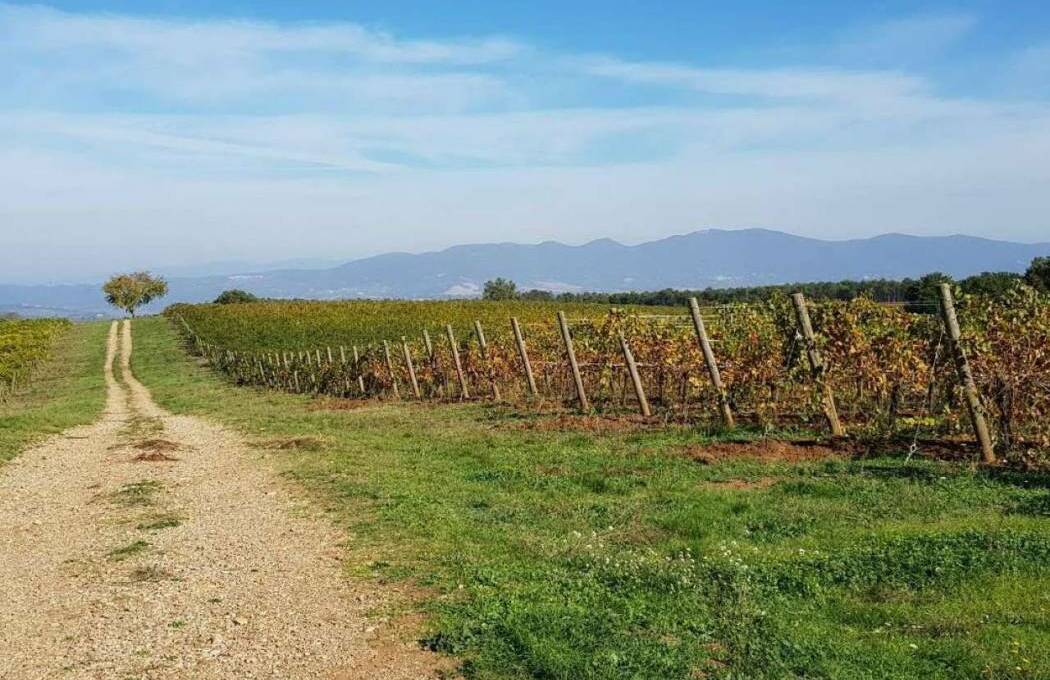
2,1,1049,283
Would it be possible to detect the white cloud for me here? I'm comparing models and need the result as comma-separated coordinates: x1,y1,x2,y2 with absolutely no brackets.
0,3,522,64
0,3,521,112
2,4,1050,283
582,57,927,105
836,13,977,64
5,117,1050,281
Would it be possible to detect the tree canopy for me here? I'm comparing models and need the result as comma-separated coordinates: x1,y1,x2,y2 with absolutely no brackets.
483,278,518,300
102,272,168,317
214,289,259,305
959,271,1023,297
1026,257,1050,293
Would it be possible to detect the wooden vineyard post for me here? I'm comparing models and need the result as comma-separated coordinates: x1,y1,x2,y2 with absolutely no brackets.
423,329,435,359
557,311,590,412
423,329,442,398
383,340,401,399
326,347,334,364
337,346,348,396
688,298,735,428
510,317,538,397
401,337,421,398
473,320,501,401
618,333,651,417
446,324,470,399
937,284,996,464
791,293,845,437
352,345,366,394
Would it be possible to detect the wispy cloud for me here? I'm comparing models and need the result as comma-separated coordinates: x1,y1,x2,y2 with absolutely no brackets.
836,13,977,65
0,3,522,112
580,57,926,104
2,4,1049,282
0,4,523,64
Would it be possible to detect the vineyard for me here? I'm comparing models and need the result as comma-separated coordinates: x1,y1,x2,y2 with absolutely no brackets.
167,286,1050,460
0,318,70,401
166,299,685,350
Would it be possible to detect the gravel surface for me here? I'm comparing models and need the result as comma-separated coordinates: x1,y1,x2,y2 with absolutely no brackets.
0,321,442,679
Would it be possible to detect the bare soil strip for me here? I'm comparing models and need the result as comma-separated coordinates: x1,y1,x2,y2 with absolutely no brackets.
0,321,439,679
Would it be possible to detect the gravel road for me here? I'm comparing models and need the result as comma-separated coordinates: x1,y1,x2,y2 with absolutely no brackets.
0,320,441,679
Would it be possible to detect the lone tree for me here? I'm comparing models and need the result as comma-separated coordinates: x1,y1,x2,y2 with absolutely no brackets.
1025,256,1050,293
214,289,259,304
102,272,168,317
483,278,518,300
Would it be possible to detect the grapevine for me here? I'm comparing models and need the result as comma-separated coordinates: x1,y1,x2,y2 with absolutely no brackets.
166,292,1050,456
0,318,70,400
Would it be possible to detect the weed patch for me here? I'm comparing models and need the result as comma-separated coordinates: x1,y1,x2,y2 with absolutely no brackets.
136,513,182,531
122,415,165,441
133,451,179,462
110,480,163,507
256,436,327,452
130,564,174,582
133,438,180,452
107,539,150,561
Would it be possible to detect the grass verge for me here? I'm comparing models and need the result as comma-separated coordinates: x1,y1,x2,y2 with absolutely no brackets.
132,316,1050,679
0,321,109,463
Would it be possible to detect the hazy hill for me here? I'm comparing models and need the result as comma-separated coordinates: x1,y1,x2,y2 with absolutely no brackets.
2,229,1047,316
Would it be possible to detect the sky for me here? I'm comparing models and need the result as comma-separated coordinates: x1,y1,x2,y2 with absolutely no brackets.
2,1,1050,284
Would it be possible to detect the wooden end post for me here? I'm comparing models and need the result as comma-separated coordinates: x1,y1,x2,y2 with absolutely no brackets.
511,317,538,397
937,284,995,463
557,311,590,412
791,293,845,437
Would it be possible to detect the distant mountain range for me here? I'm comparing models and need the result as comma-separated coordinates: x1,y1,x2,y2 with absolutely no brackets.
2,229,1048,318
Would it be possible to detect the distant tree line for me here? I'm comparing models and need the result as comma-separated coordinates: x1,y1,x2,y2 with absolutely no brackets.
206,257,1050,309
484,257,1050,307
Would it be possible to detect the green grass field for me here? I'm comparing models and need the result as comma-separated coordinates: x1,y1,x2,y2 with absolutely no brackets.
132,315,1050,679
0,321,109,463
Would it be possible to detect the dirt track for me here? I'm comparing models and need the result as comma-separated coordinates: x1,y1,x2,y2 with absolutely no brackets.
0,320,438,679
